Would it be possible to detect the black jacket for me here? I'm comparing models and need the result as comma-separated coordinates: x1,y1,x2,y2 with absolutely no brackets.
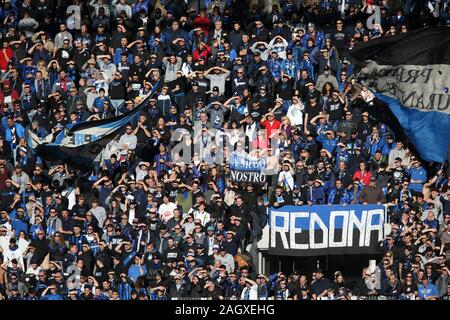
269,190,294,208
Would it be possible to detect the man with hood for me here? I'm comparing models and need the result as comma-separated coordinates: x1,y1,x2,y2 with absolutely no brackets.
0,80,19,109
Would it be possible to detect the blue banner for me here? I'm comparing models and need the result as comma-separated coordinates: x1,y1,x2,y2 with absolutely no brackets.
269,205,386,257
230,152,267,183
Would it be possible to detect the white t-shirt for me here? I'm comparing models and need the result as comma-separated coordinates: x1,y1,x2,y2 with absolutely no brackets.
194,211,211,226
159,202,178,222
287,104,304,126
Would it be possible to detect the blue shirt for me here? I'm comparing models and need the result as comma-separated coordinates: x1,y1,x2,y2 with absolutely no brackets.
41,293,64,300
418,283,439,299
316,135,338,154
12,218,28,237
128,264,147,282
407,166,427,192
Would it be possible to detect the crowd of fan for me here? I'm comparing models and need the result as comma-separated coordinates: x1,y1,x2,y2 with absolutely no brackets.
0,0,449,300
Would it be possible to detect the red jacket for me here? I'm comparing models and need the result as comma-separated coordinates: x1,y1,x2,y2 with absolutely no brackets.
193,44,211,61
260,119,281,138
0,48,13,72
353,170,372,186
0,88,19,106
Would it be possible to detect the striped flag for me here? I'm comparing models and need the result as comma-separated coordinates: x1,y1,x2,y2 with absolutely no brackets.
352,27,450,163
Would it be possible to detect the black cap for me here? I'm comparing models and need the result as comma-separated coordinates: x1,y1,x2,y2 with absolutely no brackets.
315,268,324,274
212,86,219,92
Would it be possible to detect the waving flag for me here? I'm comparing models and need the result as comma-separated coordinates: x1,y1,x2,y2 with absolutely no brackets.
34,83,159,171
351,27,450,163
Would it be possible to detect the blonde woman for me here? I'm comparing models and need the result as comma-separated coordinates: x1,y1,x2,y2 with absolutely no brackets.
280,116,292,138
36,59,49,79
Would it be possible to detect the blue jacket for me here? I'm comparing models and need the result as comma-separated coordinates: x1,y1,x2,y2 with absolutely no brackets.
365,135,386,157
327,187,350,205
305,186,326,204
301,31,325,49
267,57,283,81
12,218,28,237
288,43,304,64
41,294,64,300
299,58,315,80
334,149,350,171
281,59,299,79
423,218,439,230
316,134,338,154
118,281,133,300
348,184,363,204
407,166,427,192
5,123,25,147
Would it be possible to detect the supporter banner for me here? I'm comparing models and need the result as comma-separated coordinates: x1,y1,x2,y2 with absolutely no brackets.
34,83,159,170
351,27,450,163
230,153,267,184
269,205,386,257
